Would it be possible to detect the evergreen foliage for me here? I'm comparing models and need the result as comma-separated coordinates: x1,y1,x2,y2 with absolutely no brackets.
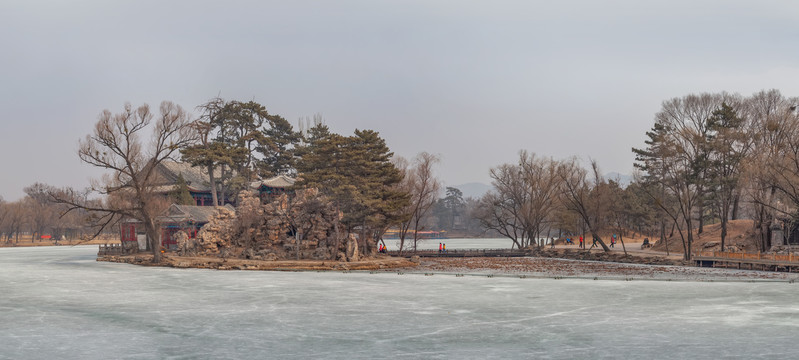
436,187,465,229
171,174,196,206
705,102,748,248
295,124,408,234
256,114,302,177
181,98,301,204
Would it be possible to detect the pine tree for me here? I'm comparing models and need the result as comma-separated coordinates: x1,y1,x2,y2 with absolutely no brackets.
212,100,268,192
296,125,408,255
347,129,408,234
442,187,465,229
171,174,196,206
256,114,301,177
705,102,747,250
295,124,353,258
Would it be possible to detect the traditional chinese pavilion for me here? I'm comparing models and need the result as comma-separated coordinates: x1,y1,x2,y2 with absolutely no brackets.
120,204,232,250
252,175,296,203
152,161,230,206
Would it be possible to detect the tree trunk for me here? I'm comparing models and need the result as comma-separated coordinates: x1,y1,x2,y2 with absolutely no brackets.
685,217,693,261
219,165,227,205
592,234,610,252
765,226,771,251
145,218,162,263
361,221,368,257
661,220,669,256
697,206,704,235
720,219,727,251
333,225,340,260
756,206,767,252
296,231,301,260
208,164,219,206
332,204,341,260
583,217,609,252
720,205,729,251
731,194,740,220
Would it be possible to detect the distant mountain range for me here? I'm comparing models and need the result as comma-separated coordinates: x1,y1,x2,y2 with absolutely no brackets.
450,173,632,200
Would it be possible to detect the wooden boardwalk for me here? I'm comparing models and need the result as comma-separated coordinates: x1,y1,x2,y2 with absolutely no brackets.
694,251,799,272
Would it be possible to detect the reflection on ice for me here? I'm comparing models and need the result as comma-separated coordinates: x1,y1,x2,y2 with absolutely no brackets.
2,246,799,359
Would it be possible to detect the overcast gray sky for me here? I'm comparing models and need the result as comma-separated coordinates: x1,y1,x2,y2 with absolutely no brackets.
1,0,798,200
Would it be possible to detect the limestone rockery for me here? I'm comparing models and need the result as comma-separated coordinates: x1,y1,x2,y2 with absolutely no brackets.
177,189,362,262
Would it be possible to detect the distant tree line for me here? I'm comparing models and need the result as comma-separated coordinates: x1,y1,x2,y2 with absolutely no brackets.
0,183,96,243
13,90,798,262
476,89,799,260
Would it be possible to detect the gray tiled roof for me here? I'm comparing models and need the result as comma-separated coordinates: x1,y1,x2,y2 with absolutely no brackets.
156,161,220,192
159,204,234,223
259,175,296,188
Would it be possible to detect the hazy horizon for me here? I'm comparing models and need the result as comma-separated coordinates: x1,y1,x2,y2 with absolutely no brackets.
2,1,799,201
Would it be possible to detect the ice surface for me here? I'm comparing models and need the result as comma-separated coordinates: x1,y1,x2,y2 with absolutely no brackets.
384,237,517,250
2,246,799,359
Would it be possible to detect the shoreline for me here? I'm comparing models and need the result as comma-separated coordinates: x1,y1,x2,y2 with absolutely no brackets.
96,252,799,282
411,256,799,282
1,239,118,247
98,253,417,271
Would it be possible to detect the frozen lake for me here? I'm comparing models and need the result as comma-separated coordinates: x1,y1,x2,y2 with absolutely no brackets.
3,246,799,359
384,237,521,250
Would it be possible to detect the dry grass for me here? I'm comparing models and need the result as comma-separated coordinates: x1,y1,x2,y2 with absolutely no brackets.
650,219,757,254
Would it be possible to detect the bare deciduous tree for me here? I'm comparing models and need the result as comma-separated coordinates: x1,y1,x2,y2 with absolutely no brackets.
391,156,413,254
476,163,529,248
475,151,561,249
558,159,610,252
395,152,440,253
518,151,561,246
2,201,25,243
57,102,195,262
24,183,58,242
634,93,730,259
741,90,799,250
705,99,750,250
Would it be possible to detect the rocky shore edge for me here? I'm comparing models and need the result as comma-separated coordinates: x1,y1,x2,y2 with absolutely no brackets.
98,246,682,272
97,247,799,281
97,253,417,271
